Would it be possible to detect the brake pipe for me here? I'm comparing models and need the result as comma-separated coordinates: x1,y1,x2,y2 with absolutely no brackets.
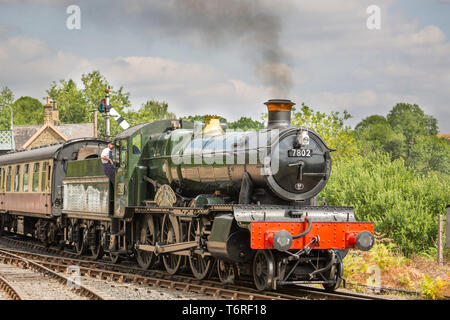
292,216,312,239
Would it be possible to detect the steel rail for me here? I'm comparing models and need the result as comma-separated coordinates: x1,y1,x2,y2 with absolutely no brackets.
0,249,106,300
0,273,23,300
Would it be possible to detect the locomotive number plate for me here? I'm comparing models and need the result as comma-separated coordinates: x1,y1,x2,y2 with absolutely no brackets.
288,149,312,157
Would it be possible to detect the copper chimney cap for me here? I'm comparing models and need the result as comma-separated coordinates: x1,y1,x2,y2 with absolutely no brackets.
264,99,295,129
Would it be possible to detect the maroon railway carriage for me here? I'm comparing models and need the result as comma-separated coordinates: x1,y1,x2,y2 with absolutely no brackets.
0,139,107,238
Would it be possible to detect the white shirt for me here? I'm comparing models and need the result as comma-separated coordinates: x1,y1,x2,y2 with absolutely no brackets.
101,147,113,164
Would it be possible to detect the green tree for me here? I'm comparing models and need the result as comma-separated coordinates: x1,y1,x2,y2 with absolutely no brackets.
47,70,131,138
127,100,176,126
80,71,131,114
387,103,438,157
12,97,44,125
0,86,15,130
227,117,265,131
408,136,450,174
47,79,86,123
354,115,406,159
291,104,359,161
354,115,388,131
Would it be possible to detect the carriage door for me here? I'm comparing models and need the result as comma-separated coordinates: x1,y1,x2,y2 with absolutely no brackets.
40,161,51,215
114,139,128,217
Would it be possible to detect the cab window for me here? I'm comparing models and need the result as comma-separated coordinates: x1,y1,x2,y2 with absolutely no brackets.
132,134,142,155
120,140,128,167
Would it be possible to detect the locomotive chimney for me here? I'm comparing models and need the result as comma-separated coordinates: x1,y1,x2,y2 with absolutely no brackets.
264,99,295,129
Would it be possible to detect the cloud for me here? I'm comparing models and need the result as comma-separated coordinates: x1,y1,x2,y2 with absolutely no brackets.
395,25,447,46
94,56,269,118
0,33,269,120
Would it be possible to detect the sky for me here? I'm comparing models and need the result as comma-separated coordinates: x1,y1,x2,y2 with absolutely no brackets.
0,0,449,132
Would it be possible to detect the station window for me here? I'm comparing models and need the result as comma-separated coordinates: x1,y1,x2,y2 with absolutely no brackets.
32,163,40,192
6,166,11,192
14,165,20,192
23,164,29,192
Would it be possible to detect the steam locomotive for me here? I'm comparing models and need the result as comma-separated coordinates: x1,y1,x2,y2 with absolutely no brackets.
0,98,374,291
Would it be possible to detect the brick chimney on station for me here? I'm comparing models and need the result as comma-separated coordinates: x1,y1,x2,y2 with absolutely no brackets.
43,97,60,126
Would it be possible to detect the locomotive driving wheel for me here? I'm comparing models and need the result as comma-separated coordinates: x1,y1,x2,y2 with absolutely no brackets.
74,223,87,256
253,250,275,291
188,220,213,280
217,258,238,284
89,225,104,260
161,214,182,275
136,214,157,270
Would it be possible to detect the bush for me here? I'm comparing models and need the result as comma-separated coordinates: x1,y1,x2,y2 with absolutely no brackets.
320,152,450,256
419,275,446,300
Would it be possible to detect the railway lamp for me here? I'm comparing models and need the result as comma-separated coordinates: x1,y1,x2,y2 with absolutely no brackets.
272,230,293,251
355,231,374,251
296,130,310,146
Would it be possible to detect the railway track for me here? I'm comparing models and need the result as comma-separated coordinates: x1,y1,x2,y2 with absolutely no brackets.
0,236,387,300
0,248,106,300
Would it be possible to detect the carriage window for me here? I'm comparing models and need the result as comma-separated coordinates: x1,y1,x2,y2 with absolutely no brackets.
6,166,11,192
23,164,29,192
33,163,40,192
14,165,20,192
42,162,48,192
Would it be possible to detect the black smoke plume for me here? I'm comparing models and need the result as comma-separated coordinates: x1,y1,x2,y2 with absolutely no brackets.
120,0,293,97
